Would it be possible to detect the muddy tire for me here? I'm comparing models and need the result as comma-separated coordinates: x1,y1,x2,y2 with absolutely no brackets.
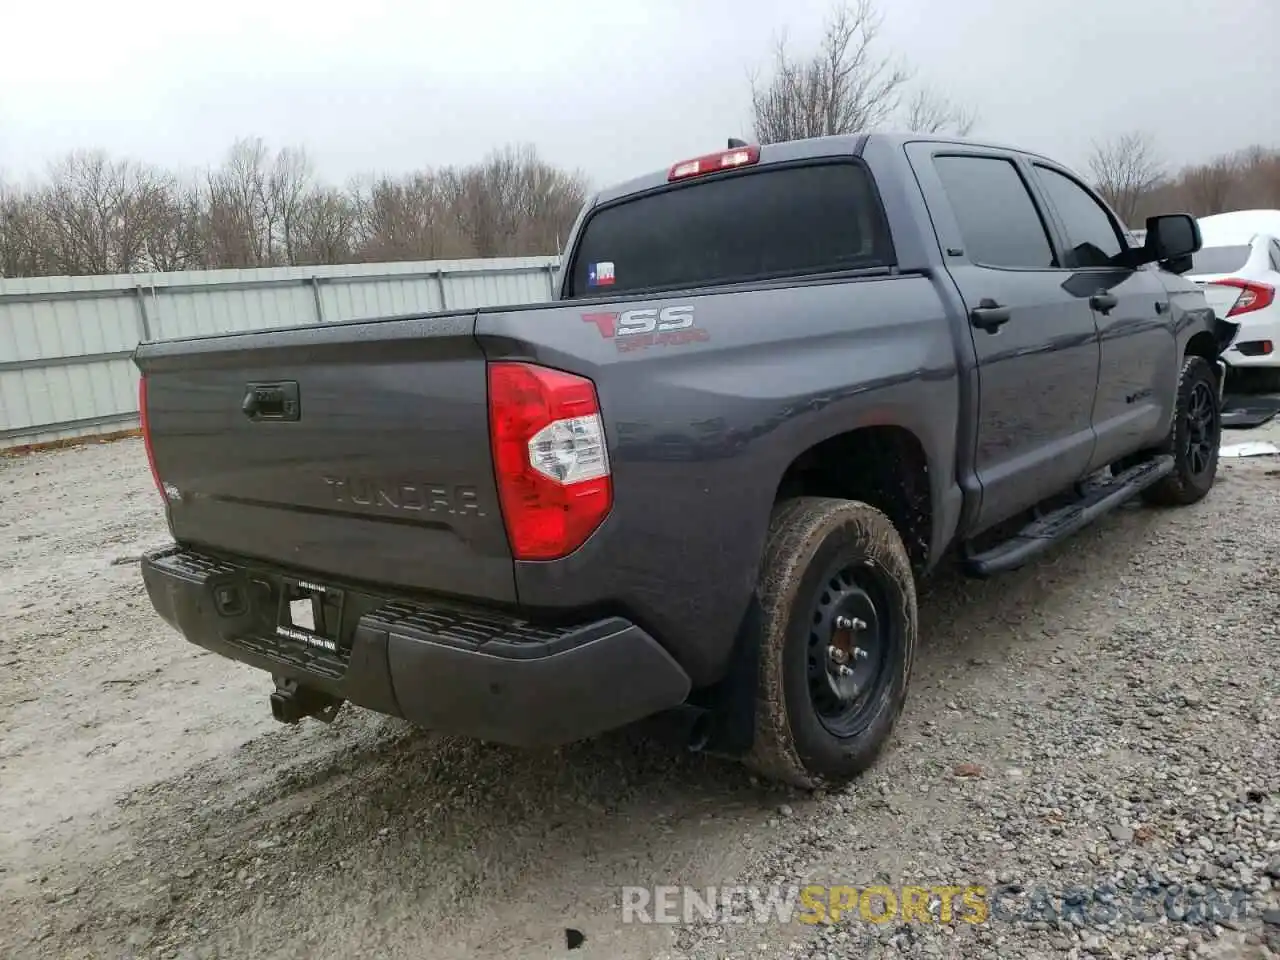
745,497,917,789
1141,355,1222,507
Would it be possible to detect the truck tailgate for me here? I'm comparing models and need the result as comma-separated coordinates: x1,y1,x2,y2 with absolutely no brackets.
134,312,515,603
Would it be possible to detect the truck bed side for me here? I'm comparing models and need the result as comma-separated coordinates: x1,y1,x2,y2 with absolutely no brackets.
477,272,963,684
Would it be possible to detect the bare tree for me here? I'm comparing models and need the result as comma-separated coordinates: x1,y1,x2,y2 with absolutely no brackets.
507,151,589,256
1234,146,1280,208
204,137,273,267
200,138,319,268
749,0,911,145
1179,157,1238,217
291,187,359,266
903,86,977,136
140,179,206,273
1,179,54,278
449,148,520,257
441,145,587,258
353,172,461,261
1088,132,1165,226
37,151,177,275
3,138,589,278
269,146,314,264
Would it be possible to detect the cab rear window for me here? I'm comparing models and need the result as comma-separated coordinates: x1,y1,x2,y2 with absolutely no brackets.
565,161,895,298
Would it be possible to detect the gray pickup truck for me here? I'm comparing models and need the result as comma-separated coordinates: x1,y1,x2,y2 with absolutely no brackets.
136,133,1236,788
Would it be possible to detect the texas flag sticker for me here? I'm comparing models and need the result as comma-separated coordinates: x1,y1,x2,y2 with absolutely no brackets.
587,261,616,287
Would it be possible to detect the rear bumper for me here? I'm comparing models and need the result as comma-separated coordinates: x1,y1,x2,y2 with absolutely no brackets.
1222,313,1280,368
140,546,692,746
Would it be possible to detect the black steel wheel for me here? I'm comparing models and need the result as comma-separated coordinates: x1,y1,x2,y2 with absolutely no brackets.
747,497,917,789
805,562,897,738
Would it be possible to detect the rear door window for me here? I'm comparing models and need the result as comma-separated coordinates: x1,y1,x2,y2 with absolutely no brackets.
565,162,895,298
932,155,1056,269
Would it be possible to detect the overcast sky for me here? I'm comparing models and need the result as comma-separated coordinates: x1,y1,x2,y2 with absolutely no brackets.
1,0,1277,190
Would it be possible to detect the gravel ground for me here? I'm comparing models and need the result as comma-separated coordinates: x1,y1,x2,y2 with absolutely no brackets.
1,433,1279,960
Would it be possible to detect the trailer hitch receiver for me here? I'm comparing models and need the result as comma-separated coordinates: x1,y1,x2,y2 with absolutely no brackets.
269,676,344,724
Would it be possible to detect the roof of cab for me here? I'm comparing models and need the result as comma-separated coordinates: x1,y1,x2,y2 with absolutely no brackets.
589,131,1068,210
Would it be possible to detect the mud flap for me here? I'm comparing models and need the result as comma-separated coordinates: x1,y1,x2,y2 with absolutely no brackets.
696,595,764,759
1211,315,1237,404
1212,315,1240,355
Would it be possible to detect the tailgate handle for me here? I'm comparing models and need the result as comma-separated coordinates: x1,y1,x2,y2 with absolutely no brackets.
242,381,301,422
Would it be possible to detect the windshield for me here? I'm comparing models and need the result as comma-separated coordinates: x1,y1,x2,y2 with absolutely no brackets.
565,162,895,298
1190,244,1252,276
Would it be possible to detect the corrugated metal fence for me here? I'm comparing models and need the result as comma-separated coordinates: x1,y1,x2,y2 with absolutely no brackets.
0,256,561,449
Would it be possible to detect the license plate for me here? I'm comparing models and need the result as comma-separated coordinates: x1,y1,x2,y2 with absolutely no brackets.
275,578,344,654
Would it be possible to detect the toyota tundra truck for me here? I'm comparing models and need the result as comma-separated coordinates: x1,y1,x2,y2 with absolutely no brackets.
135,133,1236,788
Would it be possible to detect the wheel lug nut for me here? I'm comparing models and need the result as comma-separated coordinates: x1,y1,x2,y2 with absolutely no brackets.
837,665,854,677
834,615,867,631
827,645,847,664
853,647,868,660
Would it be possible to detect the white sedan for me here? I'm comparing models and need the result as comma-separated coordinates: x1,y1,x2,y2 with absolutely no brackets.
1190,210,1280,388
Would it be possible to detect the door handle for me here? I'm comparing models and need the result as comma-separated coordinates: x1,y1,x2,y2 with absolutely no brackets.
1089,291,1119,315
970,298,1011,333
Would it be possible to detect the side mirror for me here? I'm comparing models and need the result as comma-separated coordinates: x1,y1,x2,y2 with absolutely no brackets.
1143,214,1201,265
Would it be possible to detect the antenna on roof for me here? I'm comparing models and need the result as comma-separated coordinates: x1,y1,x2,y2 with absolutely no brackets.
727,138,749,149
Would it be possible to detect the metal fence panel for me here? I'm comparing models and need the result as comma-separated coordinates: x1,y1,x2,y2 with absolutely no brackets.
148,283,320,341
0,256,560,448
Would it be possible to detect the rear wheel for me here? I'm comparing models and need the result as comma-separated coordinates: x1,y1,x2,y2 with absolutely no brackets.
1142,354,1222,507
746,497,917,789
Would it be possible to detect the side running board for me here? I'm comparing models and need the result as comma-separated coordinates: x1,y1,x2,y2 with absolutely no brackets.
963,455,1175,578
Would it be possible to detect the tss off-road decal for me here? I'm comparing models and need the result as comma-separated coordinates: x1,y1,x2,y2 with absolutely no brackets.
581,305,710,353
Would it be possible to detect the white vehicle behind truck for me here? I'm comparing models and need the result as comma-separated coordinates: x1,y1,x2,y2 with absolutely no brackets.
1192,210,1280,389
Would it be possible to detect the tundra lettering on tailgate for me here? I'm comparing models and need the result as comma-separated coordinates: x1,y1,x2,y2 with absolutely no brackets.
581,304,709,353
322,476,485,516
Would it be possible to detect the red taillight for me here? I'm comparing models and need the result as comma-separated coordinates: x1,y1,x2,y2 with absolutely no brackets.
487,362,612,561
137,376,167,503
667,145,760,181
1215,278,1276,317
